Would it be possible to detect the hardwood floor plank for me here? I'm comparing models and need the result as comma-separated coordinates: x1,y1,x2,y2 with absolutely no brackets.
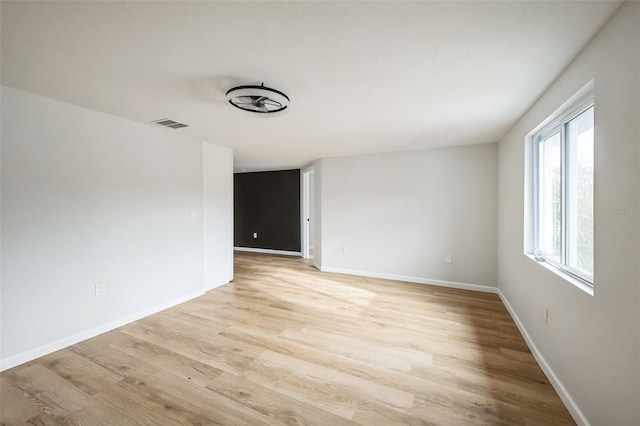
140,370,282,425
411,393,525,426
22,414,67,425
0,379,42,424
68,332,159,381
255,350,415,410
218,323,464,395
38,349,122,396
0,252,575,425
93,377,208,426
205,371,358,426
4,363,93,419
120,322,263,378
73,398,144,426
279,326,432,373
106,332,226,388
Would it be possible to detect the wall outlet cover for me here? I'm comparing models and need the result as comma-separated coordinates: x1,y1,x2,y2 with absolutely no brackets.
95,283,106,297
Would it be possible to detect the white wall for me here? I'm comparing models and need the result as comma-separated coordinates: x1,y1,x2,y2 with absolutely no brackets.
203,143,233,290
497,3,639,425
0,86,233,369
318,144,498,288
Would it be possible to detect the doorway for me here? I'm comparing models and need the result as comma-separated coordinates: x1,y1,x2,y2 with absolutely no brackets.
302,168,315,259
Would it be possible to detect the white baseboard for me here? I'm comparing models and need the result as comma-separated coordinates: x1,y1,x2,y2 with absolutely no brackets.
496,289,589,426
0,290,204,372
319,265,498,293
204,280,230,292
234,246,302,257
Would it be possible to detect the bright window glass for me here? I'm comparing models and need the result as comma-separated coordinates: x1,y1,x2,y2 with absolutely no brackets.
533,100,594,286
538,131,562,263
565,106,594,277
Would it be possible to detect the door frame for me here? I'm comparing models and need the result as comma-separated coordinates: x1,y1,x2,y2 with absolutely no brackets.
301,167,314,259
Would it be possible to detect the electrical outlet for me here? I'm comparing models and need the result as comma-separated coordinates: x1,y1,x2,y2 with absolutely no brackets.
542,305,549,324
253,232,258,238
95,283,106,297
445,254,453,264
343,246,349,254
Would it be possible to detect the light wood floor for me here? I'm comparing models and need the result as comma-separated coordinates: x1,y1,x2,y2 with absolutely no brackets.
1,252,574,425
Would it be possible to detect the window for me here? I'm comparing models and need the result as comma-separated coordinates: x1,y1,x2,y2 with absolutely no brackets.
532,97,594,286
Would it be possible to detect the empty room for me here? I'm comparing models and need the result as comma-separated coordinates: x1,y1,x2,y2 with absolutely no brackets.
1,1,638,425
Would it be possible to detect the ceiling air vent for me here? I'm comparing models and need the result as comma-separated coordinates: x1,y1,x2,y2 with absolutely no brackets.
151,118,189,129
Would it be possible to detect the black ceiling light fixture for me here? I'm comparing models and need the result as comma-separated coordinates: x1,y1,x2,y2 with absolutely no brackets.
225,83,290,117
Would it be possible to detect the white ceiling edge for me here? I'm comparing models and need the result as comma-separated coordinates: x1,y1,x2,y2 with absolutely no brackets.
0,1,623,172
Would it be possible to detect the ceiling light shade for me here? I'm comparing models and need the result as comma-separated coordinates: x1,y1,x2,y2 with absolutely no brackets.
225,83,290,117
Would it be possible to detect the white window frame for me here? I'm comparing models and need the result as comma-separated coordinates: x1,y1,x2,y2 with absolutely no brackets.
532,93,594,287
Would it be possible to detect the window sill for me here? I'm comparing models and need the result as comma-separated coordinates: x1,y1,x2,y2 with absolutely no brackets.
524,254,594,296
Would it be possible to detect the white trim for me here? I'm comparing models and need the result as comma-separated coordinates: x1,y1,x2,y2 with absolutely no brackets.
301,167,314,260
525,254,593,296
530,83,595,290
319,266,498,293
529,80,594,137
0,290,205,372
234,246,302,257
496,289,590,426
301,170,309,259
204,280,231,292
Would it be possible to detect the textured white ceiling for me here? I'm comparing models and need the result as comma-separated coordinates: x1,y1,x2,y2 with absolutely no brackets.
1,1,620,171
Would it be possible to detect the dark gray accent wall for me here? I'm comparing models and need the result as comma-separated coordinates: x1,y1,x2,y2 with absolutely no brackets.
234,169,301,252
